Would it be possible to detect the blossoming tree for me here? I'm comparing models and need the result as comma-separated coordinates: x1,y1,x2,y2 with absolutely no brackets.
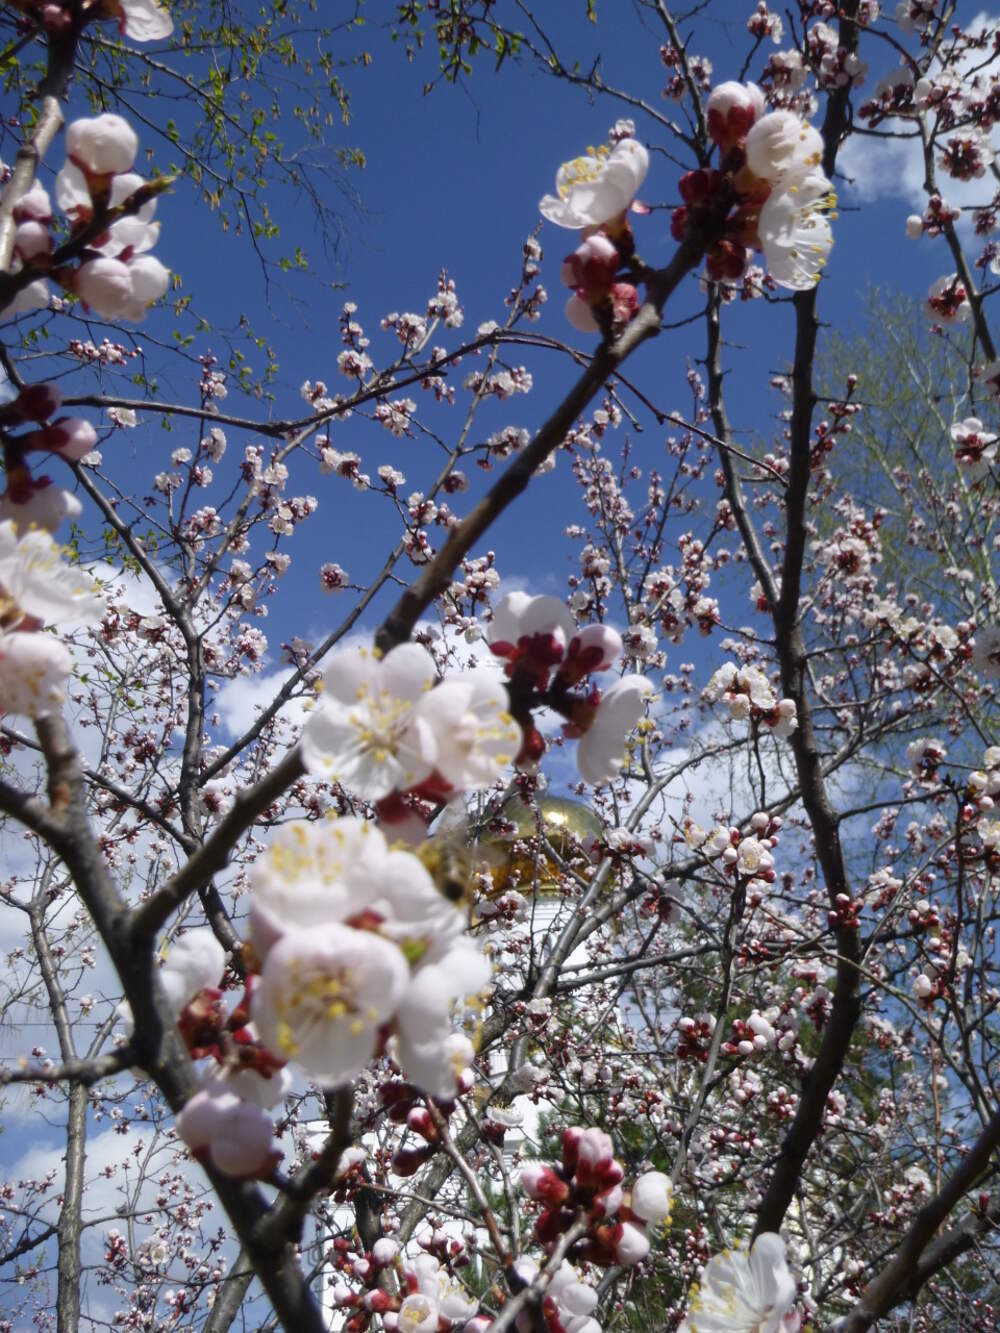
2,2,1000,1332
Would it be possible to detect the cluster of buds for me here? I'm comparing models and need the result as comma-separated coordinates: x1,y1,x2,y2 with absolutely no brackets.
539,135,649,336
5,115,170,324
0,381,98,532
330,1235,478,1333
950,417,997,484
677,1012,716,1062
905,737,947,786
381,1080,472,1179
487,592,653,786
703,661,797,738
521,1128,672,1271
164,931,289,1179
670,81,835,290
906,194,961,240
722,1008,779,1058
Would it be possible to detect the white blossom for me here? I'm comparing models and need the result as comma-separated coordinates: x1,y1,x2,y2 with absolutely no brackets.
679,1232,800,1333
576,675,654,785
540,139,649,229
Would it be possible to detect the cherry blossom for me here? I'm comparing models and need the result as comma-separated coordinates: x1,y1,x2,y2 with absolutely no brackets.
65,114,139,177
575,675,653,784
744,111,824,189
0,520,104,627
248,817,490,1095
300,640,517,800
0,632,74,717
705,82,766,150
539,139,649,230
758,171,835,290
679,1232,801,1333
631,1171,673,1225
159,929,226,1016
101,0,174,42
951,417,997,482
176,1076,279,1179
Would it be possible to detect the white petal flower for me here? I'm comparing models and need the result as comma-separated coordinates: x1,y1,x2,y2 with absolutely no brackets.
66,114,138,176
300,642,439,799
120,254,169,320
76,256,134,318
117,0,174,41
758,172,835,291
176,1075,277,1178
951,417,998,482
412,671,521,789
540,139,649,229
0,520,104,627
160,929,226,1016
0,632,73,717
252,923,411,1085
1,277,49,321
397,1294,440,1333
577,675,654,785
745,111,824,188
631,1170,673,1225
394,941,491,1097
679,1232,800,1333
248,816,457,960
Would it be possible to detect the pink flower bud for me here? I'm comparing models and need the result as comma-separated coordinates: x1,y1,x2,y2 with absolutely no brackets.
7,382,62,425
76,256,133,318
559,624,623,684
14,219,51,262
0,477,82,533
520,1162,570,1206
613,1221,651,1265
29,417,98,463
13,184,52,225
609,282,639,326
678,168,722,205
706,81,766,150
66,114,139,177
560,233,620,301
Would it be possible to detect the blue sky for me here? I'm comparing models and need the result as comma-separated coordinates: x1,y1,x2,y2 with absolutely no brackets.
41,1,969,671
4,7,998,1319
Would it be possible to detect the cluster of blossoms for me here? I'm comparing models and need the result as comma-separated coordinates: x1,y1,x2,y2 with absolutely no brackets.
299,639,522,840
703,661,797,738
682,812,781,902
950,416,997,483
486,592,654,785
0,519,104,718
678,1232,802,1333
672,81,835,290
174,816,491,1176
6,114,169,323
521,1127,672,1270
905,737,947,786
0,381,101,530
539,133,649,334
537,82,834,331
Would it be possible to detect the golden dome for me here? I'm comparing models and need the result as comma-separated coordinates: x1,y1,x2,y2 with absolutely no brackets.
478,793,603,893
